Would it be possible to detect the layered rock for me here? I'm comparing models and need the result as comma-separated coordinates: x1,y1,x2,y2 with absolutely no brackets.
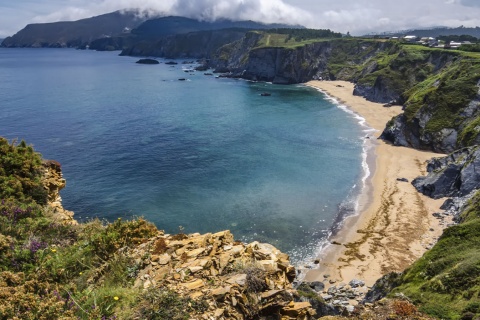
122,230,316,319
42,160,76,224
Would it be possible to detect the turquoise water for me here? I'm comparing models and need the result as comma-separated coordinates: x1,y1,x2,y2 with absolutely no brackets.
0,48,364,262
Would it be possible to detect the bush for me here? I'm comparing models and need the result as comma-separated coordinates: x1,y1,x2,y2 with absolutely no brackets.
0,138,47,204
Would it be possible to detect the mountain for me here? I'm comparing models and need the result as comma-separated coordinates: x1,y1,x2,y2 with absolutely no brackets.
131,16,300,37
375,26,480,38
90,16,302,52
0,10,148,48
1,12,301,50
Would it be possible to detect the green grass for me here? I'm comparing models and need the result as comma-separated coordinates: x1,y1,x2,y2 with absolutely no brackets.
391,190,480,319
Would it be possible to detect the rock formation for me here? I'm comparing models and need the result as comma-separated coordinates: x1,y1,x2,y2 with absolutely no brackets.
412,146,480,199
42,160,76,224
118,230,316,319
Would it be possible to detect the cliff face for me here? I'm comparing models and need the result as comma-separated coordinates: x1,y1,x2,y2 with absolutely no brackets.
380,58,480,153
412,146,480,201
210,36,393,85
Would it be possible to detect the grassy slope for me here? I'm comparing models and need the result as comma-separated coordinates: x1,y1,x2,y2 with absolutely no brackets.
391,191,480,320
0,137,199,319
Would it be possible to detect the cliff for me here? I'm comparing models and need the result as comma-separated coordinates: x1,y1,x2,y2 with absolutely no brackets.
207,33,389,85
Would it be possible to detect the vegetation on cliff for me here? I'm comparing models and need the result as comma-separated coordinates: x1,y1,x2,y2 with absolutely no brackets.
388,190,480,320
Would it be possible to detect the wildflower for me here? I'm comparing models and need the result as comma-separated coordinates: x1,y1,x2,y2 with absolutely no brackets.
51,249,57,253
113,296,119,301
79,272,83,275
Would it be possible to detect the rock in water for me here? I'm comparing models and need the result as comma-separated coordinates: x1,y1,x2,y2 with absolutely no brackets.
136,58,159,65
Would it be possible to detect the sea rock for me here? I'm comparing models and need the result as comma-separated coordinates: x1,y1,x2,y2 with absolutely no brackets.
136,58,159,64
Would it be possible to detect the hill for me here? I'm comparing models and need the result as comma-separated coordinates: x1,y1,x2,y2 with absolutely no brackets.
376,26,480,38
0,10,147,48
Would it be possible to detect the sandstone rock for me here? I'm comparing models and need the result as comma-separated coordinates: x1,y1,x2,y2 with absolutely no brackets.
42,161,77,224
124,229,316,319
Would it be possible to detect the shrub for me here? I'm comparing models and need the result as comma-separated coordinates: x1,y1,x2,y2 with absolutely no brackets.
0,138,47,204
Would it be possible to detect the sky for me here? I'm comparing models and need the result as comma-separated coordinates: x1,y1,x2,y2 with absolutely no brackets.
1,0,480,38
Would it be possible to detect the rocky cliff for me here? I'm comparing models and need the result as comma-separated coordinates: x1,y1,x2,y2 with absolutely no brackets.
42,160,76,224
380,57,480,153
208,35,393,85
412,146,480,199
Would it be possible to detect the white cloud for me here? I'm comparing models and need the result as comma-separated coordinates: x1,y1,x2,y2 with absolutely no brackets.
2,0,480,38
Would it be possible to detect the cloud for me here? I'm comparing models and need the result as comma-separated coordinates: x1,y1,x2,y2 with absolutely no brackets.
461,0,480,7
2,0,480,38
29,0,311,26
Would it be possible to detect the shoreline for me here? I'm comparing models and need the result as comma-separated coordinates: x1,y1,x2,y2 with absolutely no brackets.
304,80,452,289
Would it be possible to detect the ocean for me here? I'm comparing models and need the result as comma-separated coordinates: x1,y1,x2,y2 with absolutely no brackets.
0,48,366,263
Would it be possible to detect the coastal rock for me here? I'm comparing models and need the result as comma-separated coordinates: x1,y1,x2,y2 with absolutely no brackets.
353,77,401,104
381,75,480,153
412,146,480,199
42,160,76,224
363,272,402,304
349,279,365,288
136,58,159,65
124,230,316,319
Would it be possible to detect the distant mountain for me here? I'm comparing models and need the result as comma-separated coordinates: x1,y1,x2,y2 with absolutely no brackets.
89,16,303,52
1,10,148,48
1,12,301,50
373,26,480,38
131,16,300,37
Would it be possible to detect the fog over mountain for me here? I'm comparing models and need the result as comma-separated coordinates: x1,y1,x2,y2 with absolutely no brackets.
1,0,480,37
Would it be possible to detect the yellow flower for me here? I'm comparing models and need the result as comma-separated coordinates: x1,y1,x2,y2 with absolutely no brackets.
113,296,119,301
79,272,83,275
51,249,57,253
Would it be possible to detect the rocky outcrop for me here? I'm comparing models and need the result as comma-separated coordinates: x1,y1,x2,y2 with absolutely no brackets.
136,58,159,64
381,69,480,153
122,230,315,319
42,160,76,224
352,76,402,104
412,146,480,199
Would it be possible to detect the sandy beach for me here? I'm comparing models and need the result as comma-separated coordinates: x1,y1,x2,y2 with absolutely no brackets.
304,81,451,288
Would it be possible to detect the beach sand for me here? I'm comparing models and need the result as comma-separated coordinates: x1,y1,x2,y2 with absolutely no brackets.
304,80,451,288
